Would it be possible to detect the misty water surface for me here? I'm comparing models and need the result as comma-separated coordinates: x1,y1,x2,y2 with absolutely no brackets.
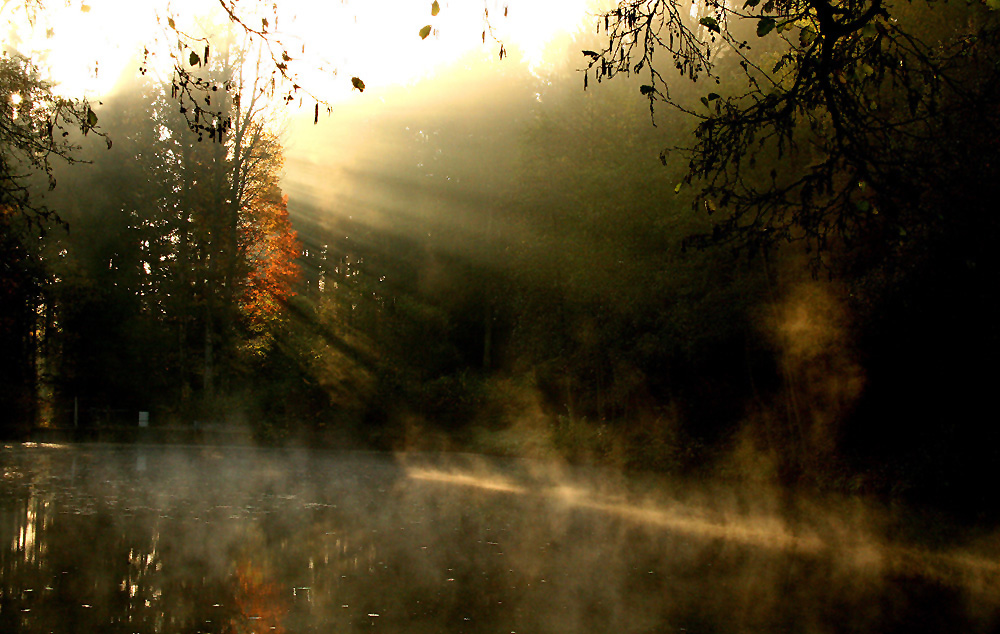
2,443,999,633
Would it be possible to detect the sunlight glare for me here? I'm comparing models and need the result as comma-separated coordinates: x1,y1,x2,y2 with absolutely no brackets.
279,0,595,103
6,0,595,102
5,0,168,97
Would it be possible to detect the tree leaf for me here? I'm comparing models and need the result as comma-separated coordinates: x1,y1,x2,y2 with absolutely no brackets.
431,0,440,16
419,25,432,39
799,27,816,46
756,17,775,37
699,16,721,33
167,17,175,29
189,51,200,66
674,182,683,194
351,77,365,92
87,108,98,127
640,84,654,95
708,92,720,100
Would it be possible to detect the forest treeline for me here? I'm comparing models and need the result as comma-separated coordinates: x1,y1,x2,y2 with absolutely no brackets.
1,44,300,438
2,1,999,517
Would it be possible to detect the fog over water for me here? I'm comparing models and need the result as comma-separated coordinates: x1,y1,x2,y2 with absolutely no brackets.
2,444,1000,633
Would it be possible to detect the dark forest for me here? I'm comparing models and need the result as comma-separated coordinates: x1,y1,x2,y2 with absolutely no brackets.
2,0,999,522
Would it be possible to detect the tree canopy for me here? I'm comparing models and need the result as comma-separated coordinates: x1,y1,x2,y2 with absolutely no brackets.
0,52,100,224
583,0,1000,265
137,0,1000,278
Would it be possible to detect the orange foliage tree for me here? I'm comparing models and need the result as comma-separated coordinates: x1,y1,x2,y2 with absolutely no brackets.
240,188,301,351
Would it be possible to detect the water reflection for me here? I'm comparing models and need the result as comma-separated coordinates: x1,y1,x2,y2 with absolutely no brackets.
0,443,998,633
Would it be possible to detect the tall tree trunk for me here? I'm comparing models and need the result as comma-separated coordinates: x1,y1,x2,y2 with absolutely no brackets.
482,301,493,370
203,306,214,399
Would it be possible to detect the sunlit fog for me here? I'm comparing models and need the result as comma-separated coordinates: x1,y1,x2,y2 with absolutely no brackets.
3,0,1000,631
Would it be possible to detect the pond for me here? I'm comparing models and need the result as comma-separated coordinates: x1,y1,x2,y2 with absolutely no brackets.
1,443,998,633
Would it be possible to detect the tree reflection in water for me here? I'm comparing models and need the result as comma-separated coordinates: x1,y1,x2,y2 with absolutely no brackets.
1,443,999,634
228,559,289,634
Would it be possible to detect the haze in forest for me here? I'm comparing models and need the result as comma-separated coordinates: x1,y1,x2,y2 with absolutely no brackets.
3,0,999,530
